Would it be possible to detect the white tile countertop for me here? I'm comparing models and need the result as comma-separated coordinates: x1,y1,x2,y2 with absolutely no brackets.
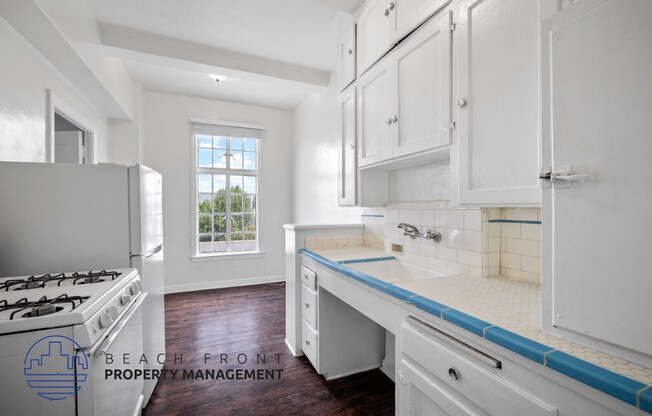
300,246,652,413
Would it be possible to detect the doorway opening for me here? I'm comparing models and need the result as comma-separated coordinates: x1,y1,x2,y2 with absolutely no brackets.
54,112,91,164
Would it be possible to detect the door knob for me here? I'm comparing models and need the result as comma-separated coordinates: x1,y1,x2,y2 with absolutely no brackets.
457,98,467,108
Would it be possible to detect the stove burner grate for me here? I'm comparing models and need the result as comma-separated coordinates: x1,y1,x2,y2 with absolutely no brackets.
0,294,89,319
1,270,120,291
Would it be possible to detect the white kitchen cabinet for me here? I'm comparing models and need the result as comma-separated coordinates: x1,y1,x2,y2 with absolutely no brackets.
337,14,356,92
400,319,557,416
357,10,452,168
392,10,452,158
357,0,450,75
456,0,541,206
338,86,357,206
356,57,394,167
541,0,652,359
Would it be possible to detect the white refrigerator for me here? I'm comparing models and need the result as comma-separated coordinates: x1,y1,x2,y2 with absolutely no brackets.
0,161,165,407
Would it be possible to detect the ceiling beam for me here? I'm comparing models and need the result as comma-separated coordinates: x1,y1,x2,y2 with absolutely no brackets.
99,23,330,92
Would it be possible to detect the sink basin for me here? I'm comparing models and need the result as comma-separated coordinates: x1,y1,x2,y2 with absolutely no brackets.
345,260,446,284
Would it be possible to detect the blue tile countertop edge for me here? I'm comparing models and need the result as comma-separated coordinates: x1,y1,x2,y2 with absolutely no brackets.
298,248,652,413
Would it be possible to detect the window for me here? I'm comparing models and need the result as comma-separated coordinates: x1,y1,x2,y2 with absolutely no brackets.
192,121,261,255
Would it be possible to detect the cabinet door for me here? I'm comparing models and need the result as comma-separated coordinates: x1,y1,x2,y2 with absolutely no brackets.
457,0,541,205
338,87,357,205
392,0,451,41
399,360,487,416
337,17,356,92
541,0,652,356
357,60,393,167
357,0,392,75
393,10,452,158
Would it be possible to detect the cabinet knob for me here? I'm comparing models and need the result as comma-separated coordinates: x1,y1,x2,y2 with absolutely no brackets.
457,98,467,108
305,340,310,346
347,48,353,55
384,3,394,16
390,115,398,123
349,144,355,150
386,117,392,125
448,367,460,380
305,303,310,308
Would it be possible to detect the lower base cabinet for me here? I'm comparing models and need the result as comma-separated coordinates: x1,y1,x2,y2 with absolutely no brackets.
399,319,557,416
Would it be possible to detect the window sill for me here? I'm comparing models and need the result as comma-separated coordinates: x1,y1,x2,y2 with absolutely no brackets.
190,251,265,262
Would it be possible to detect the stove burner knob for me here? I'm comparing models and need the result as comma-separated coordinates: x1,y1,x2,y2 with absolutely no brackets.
99,312,113,329
108,305,119,320
129,282,140,295
120,294,132,305
135,280,143,291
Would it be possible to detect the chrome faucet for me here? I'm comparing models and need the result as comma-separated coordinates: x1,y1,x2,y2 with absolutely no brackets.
397,223,442,243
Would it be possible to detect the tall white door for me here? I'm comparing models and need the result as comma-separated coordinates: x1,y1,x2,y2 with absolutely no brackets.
393,10,452,158
338,86,357,206
54,131,83,163
541,0,652,357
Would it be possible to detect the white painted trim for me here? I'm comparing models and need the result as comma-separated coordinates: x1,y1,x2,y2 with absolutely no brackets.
46,89,97,164
189,118,265,131
190,251,265,262
285,339,302,357
324,364,380,381
164,275,284,294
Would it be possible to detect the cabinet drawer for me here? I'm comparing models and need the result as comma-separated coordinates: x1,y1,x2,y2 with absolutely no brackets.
302,319,318,371
301,284,318,329
401,321,556,416
300,265,317,291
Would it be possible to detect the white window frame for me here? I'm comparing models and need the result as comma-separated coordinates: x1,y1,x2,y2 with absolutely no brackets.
189,119,264,259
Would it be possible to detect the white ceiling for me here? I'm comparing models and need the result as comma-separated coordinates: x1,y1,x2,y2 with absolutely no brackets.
88,0,364,109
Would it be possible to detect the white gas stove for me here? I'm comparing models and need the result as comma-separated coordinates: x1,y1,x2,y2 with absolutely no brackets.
0,268,146,416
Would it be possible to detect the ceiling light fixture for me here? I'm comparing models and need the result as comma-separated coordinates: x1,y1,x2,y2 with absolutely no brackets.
209,74,226,83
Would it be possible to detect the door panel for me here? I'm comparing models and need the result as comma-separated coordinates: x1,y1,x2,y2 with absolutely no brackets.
338,18,356,92
457,0,541,205
542,0,652,355
357,0,392,75
394,11,452,158
357,61,393,167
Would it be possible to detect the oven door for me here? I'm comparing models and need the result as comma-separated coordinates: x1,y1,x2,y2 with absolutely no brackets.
76,293,147,416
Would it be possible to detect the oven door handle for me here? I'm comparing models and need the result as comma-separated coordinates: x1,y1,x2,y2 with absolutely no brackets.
91,292,147,357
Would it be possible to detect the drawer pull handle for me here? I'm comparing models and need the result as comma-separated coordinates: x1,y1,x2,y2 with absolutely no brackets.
305,303,310,308
448,367,460,381
305,340,310,346
303,275,308,279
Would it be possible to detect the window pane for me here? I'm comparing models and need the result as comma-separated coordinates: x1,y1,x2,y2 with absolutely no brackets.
243,176,256,194
213,174,226,193
198,174,211,193
214,136,227,149
213,214,227,233
197,135,212,148
244,213,255,232
231,137,243,151
243,194,254,212
213,150,227,168
198,235,212,254
213,194,226,213
230,175,243,193
231,194,243,213
243,138,256,151
231,241,244,252
231,214,243,232
198,148,212,167
198,214,211,233
243,152,256,170
213,234,227,253
198,193,212,213
231,151,244,169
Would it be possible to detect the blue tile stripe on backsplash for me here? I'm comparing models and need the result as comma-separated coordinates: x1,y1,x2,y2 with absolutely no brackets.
298,248,651,413
488,219,542,224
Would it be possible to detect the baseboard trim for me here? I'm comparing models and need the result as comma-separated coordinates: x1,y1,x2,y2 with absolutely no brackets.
285,339,302,357
165,275,284,294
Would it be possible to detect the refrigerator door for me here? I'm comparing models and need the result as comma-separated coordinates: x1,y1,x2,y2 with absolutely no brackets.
0,162,130,277
129,164,164,256
131,245,165,407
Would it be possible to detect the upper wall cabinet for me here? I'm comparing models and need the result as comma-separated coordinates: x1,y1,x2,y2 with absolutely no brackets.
338,86,357,206
357,0,451,75
337,14,356,92
357,10,452,168
456,0,541,206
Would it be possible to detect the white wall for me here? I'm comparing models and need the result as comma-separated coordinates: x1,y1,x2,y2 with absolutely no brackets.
110,83,144,165
292,77,361,223
142,91,294,290
0,16,111,163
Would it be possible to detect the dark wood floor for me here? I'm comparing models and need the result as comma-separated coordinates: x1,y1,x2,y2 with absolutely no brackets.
143,283,395,416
